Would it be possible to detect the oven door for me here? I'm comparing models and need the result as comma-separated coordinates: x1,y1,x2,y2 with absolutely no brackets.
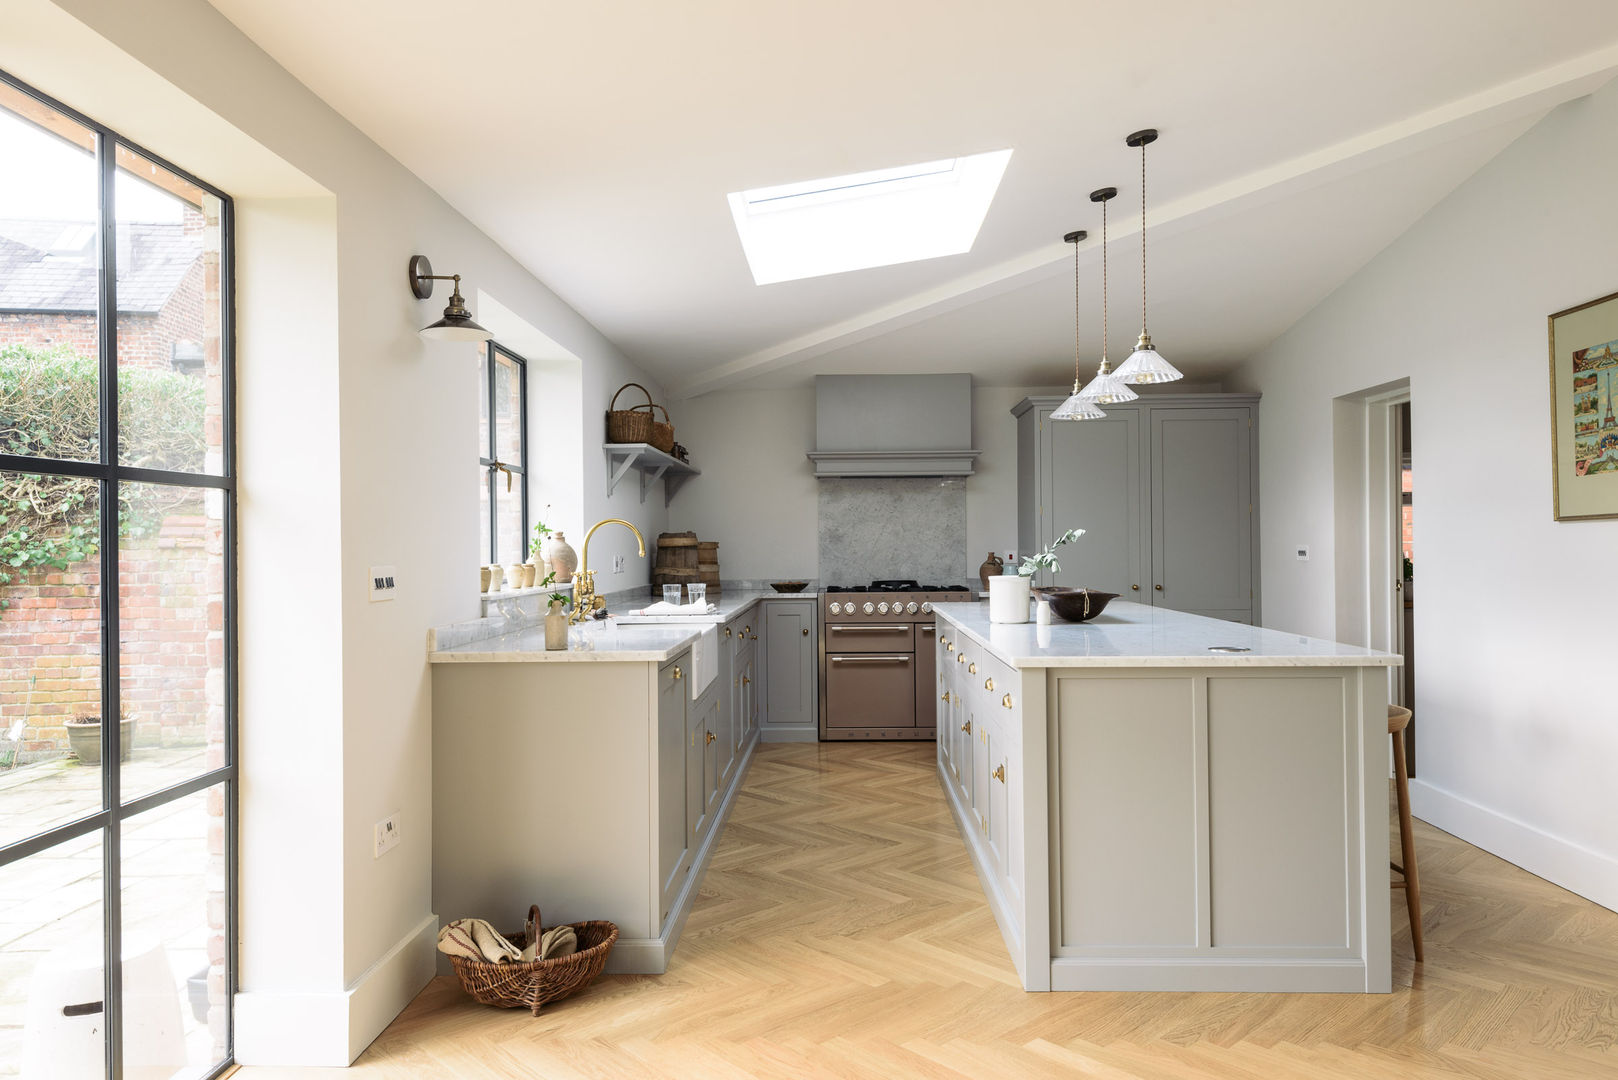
824,652,916,730
914,622,938,735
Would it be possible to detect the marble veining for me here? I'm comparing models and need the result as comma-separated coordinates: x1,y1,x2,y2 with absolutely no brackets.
933,600,1402,668
818,477,967,586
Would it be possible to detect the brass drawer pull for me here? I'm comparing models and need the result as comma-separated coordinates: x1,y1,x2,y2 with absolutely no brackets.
706,731,716,745
941,691,950,703
673,666,683,680
983,677,994,691
960,720,971,733
724,627,732,637
957,653,967,664
993,765,1005,783
1002,693,1013,709
742,675,751,685
802,627,809,636
968,662,977,674
946,641,955,652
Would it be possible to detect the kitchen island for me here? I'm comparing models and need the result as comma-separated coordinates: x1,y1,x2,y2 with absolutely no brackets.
931,599,1401,993
429,588,808,974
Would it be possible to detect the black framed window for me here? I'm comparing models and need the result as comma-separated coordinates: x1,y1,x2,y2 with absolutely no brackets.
478,342,528,565
0,69,236,1080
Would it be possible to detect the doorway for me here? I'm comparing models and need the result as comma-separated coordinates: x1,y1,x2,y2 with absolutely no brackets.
1393,401,1416,774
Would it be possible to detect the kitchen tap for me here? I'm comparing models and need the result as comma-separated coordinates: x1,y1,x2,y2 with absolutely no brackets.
571,518,647,624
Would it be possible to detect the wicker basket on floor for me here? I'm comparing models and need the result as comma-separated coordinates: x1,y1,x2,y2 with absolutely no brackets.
448,905,618,1015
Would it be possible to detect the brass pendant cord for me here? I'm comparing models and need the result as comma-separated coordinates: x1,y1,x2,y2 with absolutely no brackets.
1073,232,1083,388
1139,139,1148,337
1101,195,1110,363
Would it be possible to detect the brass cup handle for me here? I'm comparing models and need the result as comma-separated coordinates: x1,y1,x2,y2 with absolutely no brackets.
940,636,950,648
993,764,1005,783
960,720,971,733
1002,693,1014,709
743,625,751,635
706,731,715,745
968,662,977,674
946,642,955,652
957,653,967,664
725,627,732,637
983,677,994,691
673,666,683,680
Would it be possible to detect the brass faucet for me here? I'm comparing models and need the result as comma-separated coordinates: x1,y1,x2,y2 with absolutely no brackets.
570,518,647,624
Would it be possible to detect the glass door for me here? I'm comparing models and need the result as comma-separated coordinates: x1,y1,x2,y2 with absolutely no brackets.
0,70,236,1080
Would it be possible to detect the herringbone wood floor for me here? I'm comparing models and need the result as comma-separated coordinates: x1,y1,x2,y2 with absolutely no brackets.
237,742,1618,1079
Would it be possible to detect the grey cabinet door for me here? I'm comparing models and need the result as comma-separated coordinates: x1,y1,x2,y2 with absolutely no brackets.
685,681,708,848
1043,406,1145,595
700,694,722,820
1150,408,1253,613
763,601,814,728
657,658,689,923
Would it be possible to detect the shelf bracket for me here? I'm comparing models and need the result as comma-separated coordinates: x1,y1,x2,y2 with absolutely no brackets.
639,463,670,504
606,448,639,500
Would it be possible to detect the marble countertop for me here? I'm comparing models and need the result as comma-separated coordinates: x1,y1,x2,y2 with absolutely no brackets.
430,589,788,663
933,600,1402,668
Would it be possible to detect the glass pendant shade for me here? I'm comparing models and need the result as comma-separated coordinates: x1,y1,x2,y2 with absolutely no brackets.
1114,331,1183,384
1075,360,1138,404
1051,382,1108,421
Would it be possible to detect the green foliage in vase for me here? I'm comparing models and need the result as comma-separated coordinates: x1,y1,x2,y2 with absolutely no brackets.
1017,527,1086,577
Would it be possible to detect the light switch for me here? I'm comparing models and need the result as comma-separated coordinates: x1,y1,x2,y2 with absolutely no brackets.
369,565,398,601
1294,545,1311,562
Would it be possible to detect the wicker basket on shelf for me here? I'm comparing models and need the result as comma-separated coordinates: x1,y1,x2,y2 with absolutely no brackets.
447,905,617,1015
606,382,674,453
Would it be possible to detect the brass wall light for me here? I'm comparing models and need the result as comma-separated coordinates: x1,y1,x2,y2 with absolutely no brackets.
409,255,493,342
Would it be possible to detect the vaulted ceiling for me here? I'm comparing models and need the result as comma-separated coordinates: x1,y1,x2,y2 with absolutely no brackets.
206,0,1618,396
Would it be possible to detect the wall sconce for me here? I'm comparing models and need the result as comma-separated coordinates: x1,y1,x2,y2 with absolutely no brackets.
408,255,493,342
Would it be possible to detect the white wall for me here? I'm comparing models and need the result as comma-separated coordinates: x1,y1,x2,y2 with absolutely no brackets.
1230,85,1618,911
667,383,1060,582
7,0,669,1063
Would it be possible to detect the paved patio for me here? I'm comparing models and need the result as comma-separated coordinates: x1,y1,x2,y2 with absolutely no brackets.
0,747,226,1077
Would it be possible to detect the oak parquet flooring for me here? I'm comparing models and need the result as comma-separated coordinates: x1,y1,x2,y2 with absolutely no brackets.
236,741,1618,1079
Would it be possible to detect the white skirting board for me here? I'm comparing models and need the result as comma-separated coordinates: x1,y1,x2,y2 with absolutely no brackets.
235,912,437,1066
1411,778,1618,914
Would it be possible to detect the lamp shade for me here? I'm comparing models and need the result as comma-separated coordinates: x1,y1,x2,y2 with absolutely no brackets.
1114,332,1183,384
1051,386,1108,421
1075,361,1138,404
420,311,493,342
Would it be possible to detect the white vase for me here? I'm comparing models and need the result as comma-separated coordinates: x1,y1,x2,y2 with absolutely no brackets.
544,533,578,583
988,573,1031,624
544,601,568,650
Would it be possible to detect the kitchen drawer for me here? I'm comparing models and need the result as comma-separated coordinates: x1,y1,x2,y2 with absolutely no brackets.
970,653,1021,747
824,622,915,653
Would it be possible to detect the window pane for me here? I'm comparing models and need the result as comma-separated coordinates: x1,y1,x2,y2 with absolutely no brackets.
478,347,490,458
114,148,225,475
493,349,522,466
0,834,105,1078
0,471,103,849
0,81,101,465
120,785,228,1077
478,468,492,566
496,470,524,567
117,482,225,803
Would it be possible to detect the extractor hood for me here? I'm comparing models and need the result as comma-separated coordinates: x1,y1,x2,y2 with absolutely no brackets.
807,374,980,478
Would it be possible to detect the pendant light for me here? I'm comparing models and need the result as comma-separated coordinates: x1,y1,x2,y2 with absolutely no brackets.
1113,129,1183,385
1075,186,1137,406
1050,229,1107,421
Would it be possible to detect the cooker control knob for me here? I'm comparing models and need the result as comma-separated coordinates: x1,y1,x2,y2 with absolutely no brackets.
906,602,919,614
862,602,874,615
877,601,890,614
829,602,842,615
921,602,933,614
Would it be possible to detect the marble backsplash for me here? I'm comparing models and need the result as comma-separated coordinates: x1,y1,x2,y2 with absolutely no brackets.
817,477,968,586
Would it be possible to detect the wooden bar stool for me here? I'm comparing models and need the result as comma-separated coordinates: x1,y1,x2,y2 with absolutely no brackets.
1389,705,1424,961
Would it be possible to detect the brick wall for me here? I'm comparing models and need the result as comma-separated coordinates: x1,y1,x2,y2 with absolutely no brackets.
0,513,220,764
0,308,193,374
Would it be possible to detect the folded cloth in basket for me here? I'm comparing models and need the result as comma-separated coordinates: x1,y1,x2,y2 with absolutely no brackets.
519,925,579,963
631,600,718,615
437,918,523,963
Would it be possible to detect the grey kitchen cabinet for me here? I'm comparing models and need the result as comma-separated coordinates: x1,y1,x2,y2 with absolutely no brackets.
761,598,817,740
1013,393,1260,624
657,653,691,925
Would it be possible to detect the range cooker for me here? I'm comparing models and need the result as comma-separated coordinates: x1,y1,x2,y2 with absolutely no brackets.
818,580,974,740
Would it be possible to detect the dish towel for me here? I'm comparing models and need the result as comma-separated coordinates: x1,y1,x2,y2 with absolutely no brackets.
437,918,523,963
690,625,719,700
519,925,579,963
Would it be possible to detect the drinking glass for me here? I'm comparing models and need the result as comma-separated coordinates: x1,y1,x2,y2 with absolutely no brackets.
663,584,682,605
687,583,706,607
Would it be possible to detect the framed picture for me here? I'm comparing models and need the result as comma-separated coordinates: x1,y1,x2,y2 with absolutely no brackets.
1548,289,1618,520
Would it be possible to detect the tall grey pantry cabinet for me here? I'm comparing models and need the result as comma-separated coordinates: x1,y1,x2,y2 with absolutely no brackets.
1012,394,1261,624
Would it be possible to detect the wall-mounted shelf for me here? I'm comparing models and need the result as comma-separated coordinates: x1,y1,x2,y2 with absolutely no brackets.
604,443,700,506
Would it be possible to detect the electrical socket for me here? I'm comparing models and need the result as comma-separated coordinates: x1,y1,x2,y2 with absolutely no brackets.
1294,545,1311,561
613,554,625,574
369,565,397,602
373,812,401,858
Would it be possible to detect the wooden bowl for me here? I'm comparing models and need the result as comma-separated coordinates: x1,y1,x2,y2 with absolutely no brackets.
1035,587,1118,622
770,581,808,593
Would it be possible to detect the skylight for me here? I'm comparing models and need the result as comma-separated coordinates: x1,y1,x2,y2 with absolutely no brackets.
727,149,1012,285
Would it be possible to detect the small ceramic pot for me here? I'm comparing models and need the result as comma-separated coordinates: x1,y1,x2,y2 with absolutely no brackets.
988,573,1031,624
544,533,578,583
487,564,505,593
480,566,492,593
977,552,1004,592
544,600,568,650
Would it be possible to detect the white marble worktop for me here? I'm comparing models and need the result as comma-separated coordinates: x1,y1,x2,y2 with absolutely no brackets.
428,589,798,663
933,600,1401,668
